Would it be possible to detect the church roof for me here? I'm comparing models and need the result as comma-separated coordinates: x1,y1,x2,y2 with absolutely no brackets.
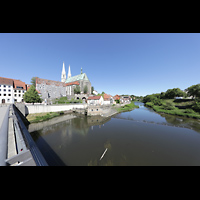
65,73,89,83
65,81,80,86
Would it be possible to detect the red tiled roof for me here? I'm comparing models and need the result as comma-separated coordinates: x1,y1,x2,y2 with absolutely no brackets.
87,96,102,100
114,95,121,100
0,77,14,86
36,77,66,87
103,93,112,101
13,79,26,90
65,81,80,86
0,77,26,90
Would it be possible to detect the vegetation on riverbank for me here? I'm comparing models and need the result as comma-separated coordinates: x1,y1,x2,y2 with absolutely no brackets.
115,101,139,113
143,85,200,119
27,111,64,123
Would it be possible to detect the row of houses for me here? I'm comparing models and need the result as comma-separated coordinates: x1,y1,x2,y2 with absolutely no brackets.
0,75,132,106
87,93,132,105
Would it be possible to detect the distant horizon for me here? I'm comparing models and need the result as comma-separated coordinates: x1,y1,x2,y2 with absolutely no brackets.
1,33,200,97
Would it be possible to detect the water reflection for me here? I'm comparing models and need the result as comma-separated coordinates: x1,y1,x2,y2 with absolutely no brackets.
114,102,200,133
30,102,200,166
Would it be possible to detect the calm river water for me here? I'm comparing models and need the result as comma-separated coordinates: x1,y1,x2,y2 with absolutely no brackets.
30,102,200,166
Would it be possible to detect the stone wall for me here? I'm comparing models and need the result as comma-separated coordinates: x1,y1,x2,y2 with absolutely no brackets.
36,83,66,100
26,104,88,114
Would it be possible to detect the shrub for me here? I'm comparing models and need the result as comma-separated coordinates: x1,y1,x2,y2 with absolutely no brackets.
145,102,154,107
161,101,175,110
192,101,200,112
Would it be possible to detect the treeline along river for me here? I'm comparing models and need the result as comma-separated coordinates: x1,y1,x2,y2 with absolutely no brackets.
29,102,200,166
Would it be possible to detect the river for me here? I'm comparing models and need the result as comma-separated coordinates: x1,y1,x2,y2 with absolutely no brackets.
29,102,200,166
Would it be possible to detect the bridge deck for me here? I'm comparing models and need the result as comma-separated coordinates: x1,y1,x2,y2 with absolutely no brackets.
0,106,9,128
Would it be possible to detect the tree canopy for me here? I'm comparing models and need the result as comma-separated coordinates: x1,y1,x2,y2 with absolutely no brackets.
186,84,200,99
23,85,42,104
31,77,36,87
74,85,80,94
165,88,186,99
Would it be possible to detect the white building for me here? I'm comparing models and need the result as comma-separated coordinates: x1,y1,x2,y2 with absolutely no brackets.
0,77,14,104
0,77,27,104
87,96,104,105
93,90,98,95
103,93,114,105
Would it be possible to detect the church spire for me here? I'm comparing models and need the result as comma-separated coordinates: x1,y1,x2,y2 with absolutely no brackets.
67,65,71,78
61,62,66,82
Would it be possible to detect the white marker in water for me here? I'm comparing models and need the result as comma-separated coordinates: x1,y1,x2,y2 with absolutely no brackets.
100,148,108,161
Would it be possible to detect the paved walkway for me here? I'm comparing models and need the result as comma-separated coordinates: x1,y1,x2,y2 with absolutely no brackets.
0,106,9,129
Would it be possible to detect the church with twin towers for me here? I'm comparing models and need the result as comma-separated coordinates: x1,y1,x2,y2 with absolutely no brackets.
61,62,92,96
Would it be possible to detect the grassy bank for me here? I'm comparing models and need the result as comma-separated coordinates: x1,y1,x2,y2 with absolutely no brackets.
115,101,139,113
27,111,64,123
145,99,200,119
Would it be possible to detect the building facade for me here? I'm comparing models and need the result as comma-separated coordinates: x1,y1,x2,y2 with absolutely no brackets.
61,63,92,96
35,77,66,100
0,77,27,104
87,96,104,105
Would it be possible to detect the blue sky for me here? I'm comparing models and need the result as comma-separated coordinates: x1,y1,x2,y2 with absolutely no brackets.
0,33,200,96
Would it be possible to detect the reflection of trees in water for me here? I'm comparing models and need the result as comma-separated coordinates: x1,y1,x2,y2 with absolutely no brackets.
160,113,200,133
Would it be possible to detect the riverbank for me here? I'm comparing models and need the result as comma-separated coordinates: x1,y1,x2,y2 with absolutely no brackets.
145,99,200,120
26,101,139,123
27,111,67,123
115,101,139,113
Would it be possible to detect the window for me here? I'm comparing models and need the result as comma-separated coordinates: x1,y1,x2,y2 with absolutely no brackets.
7,99,10,102
19,94,21,97
4,89,6,92
4,85,6,87
0,89,1,91
18,90,21,93
8,85,11,88
8,89,11,92
14,94,17,97
8,94,11,96
14,90,17,93
4,94,6,96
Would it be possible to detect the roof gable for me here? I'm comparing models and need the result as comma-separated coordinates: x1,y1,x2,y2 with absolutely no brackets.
0,77,13,86
87,96,102,100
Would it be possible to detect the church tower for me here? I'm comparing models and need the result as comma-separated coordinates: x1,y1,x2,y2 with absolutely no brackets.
67,65,71,79
61,62,66,82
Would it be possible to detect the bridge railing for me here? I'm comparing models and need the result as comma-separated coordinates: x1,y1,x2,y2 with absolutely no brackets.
2,104,48,166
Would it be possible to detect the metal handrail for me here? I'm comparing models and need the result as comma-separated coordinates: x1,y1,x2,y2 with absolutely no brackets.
12,104,48,166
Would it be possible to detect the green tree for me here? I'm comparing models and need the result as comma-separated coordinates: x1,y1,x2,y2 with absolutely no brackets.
165,88,186,99
31,77,36,87
74,85,80,94
186,84,200,99
91,86,94,94
84,85,88,94
23,85,42,104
